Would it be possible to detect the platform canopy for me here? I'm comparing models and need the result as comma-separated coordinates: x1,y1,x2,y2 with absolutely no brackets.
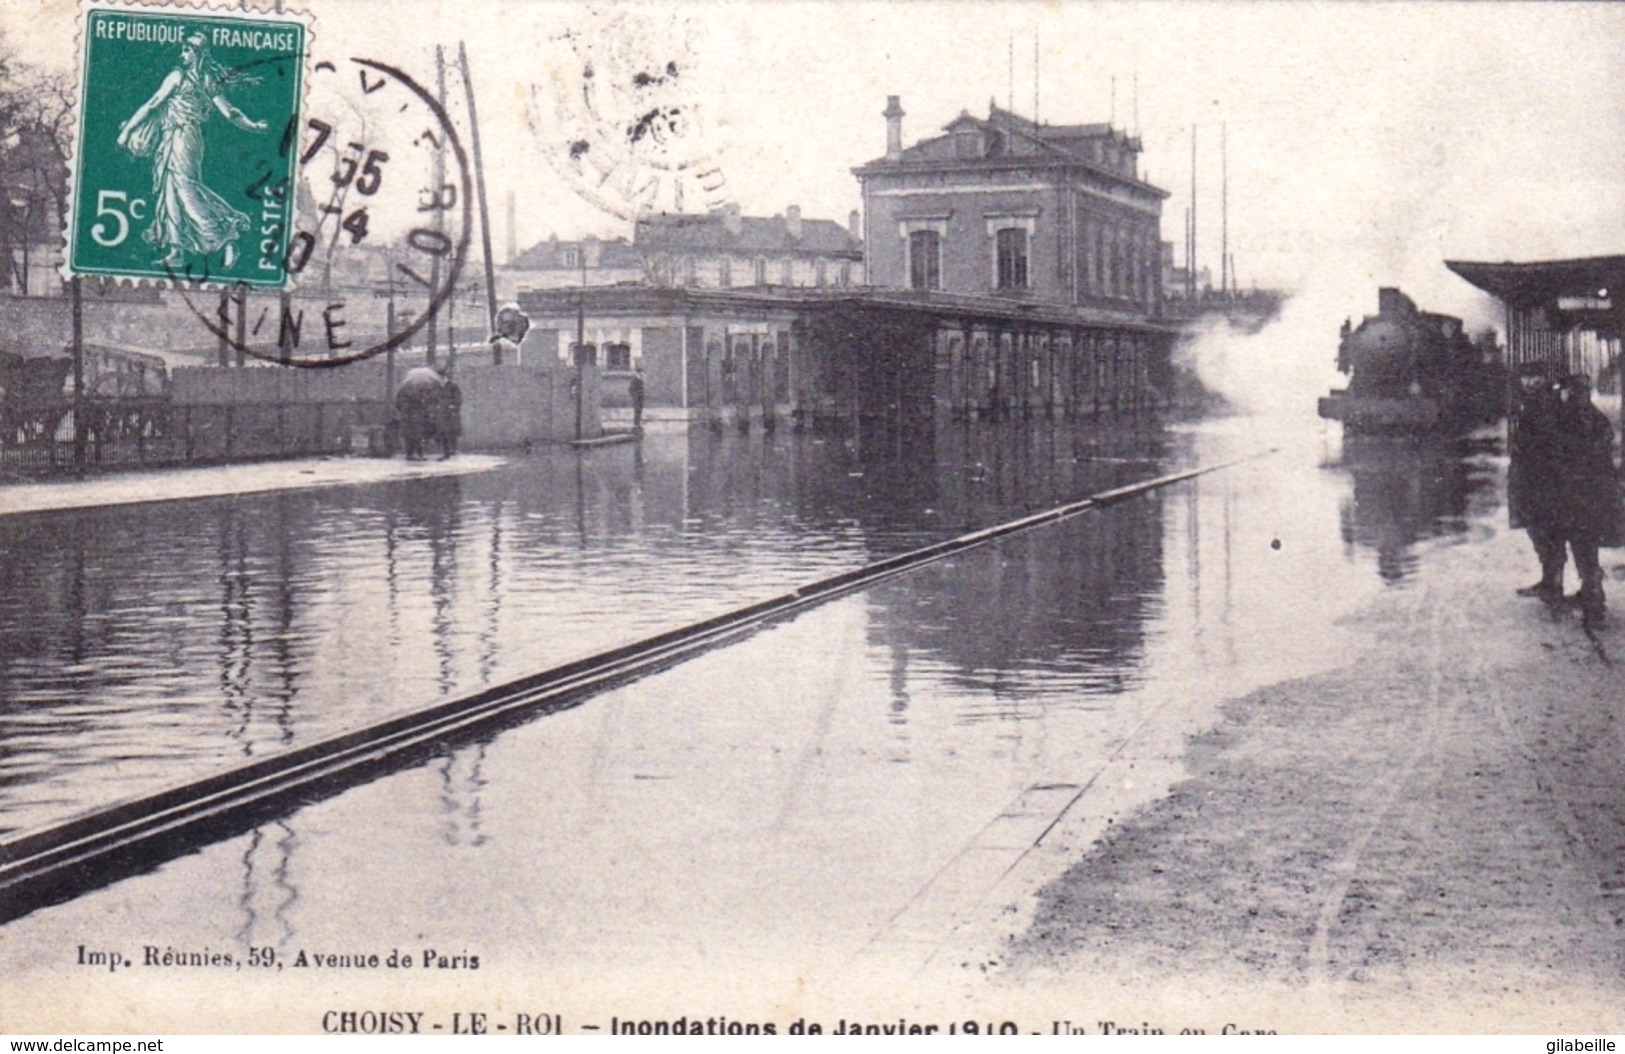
1445,255,1625,309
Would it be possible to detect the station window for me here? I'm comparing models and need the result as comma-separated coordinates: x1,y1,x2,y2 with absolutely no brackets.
604,342,632,371
719,257,733,287
996,228,1028,289
908,230,941,290
755,257,768,285
816,259,828,287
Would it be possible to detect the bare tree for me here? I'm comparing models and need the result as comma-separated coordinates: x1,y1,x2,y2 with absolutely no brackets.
0,39,71,292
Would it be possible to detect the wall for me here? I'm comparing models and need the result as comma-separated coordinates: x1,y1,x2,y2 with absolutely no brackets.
0,296,72,359
640,326,683,406
171,359,595,451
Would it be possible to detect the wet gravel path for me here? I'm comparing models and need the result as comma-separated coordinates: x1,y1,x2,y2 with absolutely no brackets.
1000,528,1625,1032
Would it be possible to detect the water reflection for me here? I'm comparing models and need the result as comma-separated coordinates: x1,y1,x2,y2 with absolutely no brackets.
1,416,1195,834
866,493,1165,721
3,414,1445,964
1333,434,1504,582
235,820,298,953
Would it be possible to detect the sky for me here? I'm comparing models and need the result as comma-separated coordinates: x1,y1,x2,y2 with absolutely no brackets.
5,0,1624,331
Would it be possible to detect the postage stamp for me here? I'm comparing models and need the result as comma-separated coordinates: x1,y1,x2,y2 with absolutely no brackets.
66,1,309,288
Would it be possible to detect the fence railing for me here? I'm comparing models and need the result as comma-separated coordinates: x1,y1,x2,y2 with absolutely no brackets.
1,395,391,479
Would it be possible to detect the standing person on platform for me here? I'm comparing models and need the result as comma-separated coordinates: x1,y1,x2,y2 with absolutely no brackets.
436,361,463,460
1552,372,1620,630
1509,361,1565,602
628,366,645,430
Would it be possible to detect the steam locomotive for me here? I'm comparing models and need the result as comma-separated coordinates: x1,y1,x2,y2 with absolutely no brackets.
1318,287,1505,433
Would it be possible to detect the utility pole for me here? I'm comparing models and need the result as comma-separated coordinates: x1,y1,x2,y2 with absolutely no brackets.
575,252,586,442
385,247,397,403
71,276,85,473
1184,207,1192,304
427,44,446,365
1007,35,1013,114
457,41,501,361
1221,122,1229,300
1189,125,1198,301
1033,31,1039,124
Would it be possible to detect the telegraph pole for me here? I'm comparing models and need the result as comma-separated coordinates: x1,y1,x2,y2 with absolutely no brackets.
427,45,446,365
457,41,501,360
1221,122,1229,300
575,253,586,442
1189,125,1198,301
71,276,85,473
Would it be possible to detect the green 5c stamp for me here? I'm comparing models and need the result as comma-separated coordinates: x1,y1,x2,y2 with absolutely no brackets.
68,2,308,287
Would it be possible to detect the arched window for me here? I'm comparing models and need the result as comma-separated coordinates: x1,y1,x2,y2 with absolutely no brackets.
908,229,941,290
995,228,1028,289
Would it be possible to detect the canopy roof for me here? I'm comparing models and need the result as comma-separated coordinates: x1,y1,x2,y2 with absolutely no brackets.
1445,255,1625,307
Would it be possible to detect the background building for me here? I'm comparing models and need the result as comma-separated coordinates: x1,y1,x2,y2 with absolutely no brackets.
635,205,863,290
500,235,645,299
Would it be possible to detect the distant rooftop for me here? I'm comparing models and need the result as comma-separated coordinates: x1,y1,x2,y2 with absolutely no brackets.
510,235,641,271
635,209,862,258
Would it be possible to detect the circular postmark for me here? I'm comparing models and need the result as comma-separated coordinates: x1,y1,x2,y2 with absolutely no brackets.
524,7,731,223
173,54,472,368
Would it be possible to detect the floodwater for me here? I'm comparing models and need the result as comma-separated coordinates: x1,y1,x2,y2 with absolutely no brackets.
0,374,1509,1004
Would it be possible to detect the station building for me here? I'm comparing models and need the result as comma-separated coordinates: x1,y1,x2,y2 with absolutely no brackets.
853,98,1166,314
516,99,1177,427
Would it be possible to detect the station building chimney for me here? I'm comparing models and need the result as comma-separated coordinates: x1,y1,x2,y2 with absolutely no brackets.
884,95,905,161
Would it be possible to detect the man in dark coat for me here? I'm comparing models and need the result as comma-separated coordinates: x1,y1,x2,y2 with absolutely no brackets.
1508,361,1565,601
628,367,645,429
436,362,462,460
1552,372,1620,629
394,365,444,461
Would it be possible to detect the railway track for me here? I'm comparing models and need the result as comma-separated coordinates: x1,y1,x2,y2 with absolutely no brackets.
0,449,1274,922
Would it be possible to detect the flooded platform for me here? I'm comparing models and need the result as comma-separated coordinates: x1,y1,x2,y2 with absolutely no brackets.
2,402,1621,1032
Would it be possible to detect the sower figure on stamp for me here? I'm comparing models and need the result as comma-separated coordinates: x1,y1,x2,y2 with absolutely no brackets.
394,365,445,461
1552,372,1621,630
116,32,266,270
435,361,462,460
1509,360,1565,602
